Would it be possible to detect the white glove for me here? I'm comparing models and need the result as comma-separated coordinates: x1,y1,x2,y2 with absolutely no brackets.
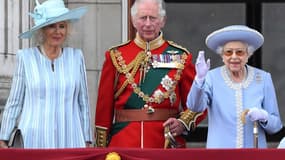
195,51,210,85
247,107,269,122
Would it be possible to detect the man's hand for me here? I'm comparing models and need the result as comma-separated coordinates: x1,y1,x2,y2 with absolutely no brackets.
195,51,210,85
163,118,185,137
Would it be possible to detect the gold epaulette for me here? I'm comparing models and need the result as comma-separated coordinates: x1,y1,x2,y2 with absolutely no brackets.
108,40,131,51
177,109,204,131
109,40,138,74
95,126,108,147
167,40,190,54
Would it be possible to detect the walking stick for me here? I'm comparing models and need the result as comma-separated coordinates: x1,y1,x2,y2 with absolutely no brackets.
253,121,258,148
164,125,177,148
164,127,170,149
241,109,258,148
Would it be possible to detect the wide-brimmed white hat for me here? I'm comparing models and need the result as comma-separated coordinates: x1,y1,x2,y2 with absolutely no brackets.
19,0,88,39
205,25,264,54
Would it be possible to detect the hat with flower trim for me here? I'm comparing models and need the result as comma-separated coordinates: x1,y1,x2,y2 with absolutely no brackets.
19,0,88,39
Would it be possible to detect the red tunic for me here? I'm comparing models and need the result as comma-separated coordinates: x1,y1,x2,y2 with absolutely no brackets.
95,34,206,148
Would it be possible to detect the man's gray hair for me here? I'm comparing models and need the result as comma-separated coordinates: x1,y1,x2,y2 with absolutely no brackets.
131,0,166,18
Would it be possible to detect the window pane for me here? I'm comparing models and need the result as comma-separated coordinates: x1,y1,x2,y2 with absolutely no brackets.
262,3,285,120
164,3,246,69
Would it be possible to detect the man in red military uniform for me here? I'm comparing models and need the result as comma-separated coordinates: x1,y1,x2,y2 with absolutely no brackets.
95,0,206,148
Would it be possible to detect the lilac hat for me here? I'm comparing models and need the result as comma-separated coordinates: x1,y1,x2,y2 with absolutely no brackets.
205,25,264,54
19,0,88,39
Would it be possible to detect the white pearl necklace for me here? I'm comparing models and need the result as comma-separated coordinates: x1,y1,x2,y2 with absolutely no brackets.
40,45,62,60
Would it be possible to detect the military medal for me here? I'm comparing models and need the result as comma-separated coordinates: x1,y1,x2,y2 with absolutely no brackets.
153,89,164,104
161,75,173,91
152,54,184,69
161,75,177,106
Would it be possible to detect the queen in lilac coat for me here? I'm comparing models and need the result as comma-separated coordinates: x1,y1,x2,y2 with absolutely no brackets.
187,25,282,148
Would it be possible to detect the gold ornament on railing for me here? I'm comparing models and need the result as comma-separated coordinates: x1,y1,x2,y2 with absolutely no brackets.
105,152,121,160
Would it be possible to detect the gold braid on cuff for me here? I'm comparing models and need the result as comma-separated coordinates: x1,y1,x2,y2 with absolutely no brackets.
95,126,108,147
178,109,204,131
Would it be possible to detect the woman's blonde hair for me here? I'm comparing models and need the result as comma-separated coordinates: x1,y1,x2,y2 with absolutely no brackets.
32,21,73,46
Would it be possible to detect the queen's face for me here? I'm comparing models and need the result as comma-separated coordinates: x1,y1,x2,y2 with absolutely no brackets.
221,41,250,73
42,21,68,47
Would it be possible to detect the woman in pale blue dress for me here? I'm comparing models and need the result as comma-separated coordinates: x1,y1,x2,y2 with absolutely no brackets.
0,0,93,148
187,25,283,148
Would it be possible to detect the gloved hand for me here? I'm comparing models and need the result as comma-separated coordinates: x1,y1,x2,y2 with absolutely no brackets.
195,51,210,85
247,107,269,122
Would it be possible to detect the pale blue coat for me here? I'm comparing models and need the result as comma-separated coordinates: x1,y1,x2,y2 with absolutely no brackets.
187,65,282,148
0,47,93,148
